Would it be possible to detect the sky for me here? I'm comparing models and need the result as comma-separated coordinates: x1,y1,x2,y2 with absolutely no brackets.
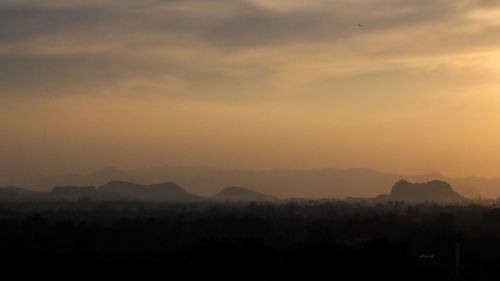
2,0,500,179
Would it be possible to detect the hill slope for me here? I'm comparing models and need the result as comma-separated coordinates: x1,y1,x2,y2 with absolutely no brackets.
99,181,201,201
213,186,277,202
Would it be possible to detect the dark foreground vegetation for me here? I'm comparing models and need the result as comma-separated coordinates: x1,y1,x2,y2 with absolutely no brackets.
1,201,500,280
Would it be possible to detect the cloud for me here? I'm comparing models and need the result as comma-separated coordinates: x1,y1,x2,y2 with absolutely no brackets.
1,0,500,98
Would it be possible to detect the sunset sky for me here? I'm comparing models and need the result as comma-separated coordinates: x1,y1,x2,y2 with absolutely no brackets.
2,0,500,179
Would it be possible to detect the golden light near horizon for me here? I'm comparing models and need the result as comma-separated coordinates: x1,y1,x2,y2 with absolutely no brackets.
2,0,500,180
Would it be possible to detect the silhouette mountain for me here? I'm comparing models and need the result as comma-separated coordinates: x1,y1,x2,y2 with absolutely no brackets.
213,186,277,202
98,181,201,201
382,180,467,202
0,188,16,200
7,165,500,198
0,186,38,201
3,186,35,196
17,166,441,198
0,181,202,202
48,186,123,201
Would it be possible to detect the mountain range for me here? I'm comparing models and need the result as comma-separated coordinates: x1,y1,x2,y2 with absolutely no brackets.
0,178,471,203
1,165,498,198
0,181,278,202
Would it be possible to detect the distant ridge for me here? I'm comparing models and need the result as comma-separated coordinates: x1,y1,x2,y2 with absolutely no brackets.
0,186,37,201
8,166,500,198
0,187,17,201
2,186,35,196
379,179,467,203
49,186,123,201
51,186,98,200
0,181,202,202
213,186,277,202
99,181,201,202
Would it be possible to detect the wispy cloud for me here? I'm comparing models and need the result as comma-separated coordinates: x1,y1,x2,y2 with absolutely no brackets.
3,1,500,177
1,0,500,99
